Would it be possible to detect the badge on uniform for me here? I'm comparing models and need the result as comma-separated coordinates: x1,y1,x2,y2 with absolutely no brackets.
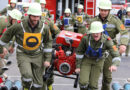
23,32,41,50
112,45,118,51
42,12,47,17
120,24,125,30
124,18,130,27
76,16,83,23
64,18,70,26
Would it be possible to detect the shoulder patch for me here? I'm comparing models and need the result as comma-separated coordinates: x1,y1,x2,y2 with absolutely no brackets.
120,24,125,30
112,45,118,51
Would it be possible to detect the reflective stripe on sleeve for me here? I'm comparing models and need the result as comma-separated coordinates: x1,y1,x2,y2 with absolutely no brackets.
112,57,121,62
76,54,84,59
121,35,129,38
22,78,32,82
33,83,42,88
43,48,52,53
0,40,7,45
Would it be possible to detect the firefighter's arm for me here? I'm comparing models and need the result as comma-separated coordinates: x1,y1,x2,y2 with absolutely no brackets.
0,18,6,35
116,18,129,46
50,21,60,37
76,37,86,69
0,24,16,54
116,18,128,53
105,37,121,67
72,15,76,25
43,26,53,63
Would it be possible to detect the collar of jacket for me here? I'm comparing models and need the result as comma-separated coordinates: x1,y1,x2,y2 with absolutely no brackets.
98,14,112,22
21,17,43,33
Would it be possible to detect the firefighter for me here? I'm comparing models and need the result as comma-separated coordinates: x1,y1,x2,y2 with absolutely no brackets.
22,3,29,18
57,8,75,32
91,0,129,90
0,3,52,90
75,21,121,90
74,4,90,34
122,7,130,57
0,9,22,77
0,0,17,16
40,0,51,18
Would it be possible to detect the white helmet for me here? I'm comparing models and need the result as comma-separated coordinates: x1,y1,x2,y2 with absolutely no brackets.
98,0,112,10
89,21,104,33
64,8,71,13
78,4,83,9
8,9,22,20
40,0,46,4
27,3,42,16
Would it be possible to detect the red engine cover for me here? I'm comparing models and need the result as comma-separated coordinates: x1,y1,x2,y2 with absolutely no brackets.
54,46,76,75
56,30,83,48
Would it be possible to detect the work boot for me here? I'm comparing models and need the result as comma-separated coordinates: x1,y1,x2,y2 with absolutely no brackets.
47,85,53,90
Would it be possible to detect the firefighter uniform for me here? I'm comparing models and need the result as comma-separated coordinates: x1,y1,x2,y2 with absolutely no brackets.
58,8,75,32
74,4,90,34
0,3,52,90
0,16,11,37
91,1,129,90
122,7,130,56
0,0,17,16
40,0,52,18
76,21,121,90
0,9,22,75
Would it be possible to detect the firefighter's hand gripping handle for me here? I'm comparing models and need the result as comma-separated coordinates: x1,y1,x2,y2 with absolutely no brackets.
43,65,53,82
74,74,79,88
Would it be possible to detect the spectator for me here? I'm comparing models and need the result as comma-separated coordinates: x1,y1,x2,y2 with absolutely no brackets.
117,6,127,19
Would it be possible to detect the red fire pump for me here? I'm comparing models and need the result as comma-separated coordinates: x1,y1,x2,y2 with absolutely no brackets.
54,30,83,75
43,30,83,88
